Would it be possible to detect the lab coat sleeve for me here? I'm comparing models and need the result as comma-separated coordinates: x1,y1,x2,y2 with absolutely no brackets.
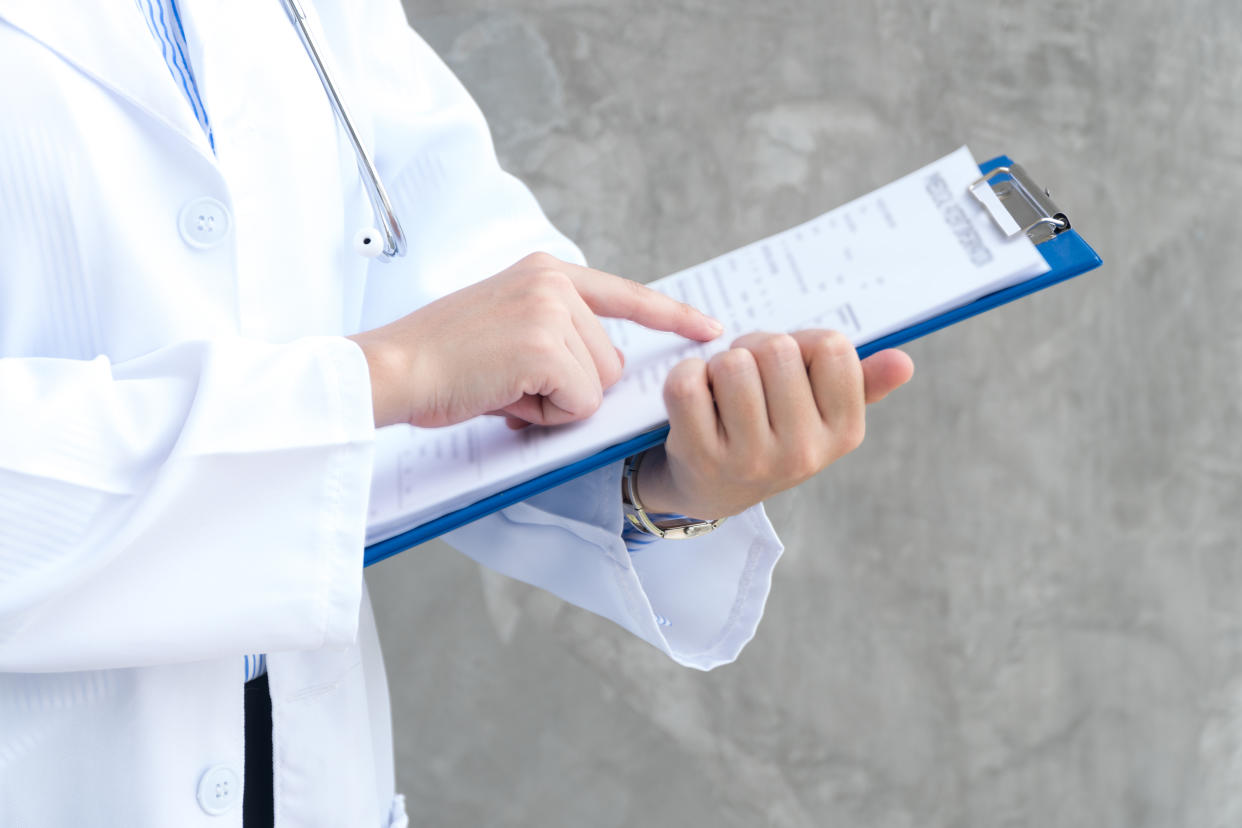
0,337,375,672
347,0,787,670
446,466,784,671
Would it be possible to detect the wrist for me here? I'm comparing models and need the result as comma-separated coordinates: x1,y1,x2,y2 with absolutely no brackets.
346,331,410,428
622,450,726,540
623,446,713,520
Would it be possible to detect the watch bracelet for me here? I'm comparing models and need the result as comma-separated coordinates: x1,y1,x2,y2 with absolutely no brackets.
622,450,725,540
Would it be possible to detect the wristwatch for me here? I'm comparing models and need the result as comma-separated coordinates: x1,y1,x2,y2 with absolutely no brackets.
621,450,726,540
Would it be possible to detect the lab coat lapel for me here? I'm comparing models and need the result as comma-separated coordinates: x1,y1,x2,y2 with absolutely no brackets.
0,0,213,158
174,0,365,340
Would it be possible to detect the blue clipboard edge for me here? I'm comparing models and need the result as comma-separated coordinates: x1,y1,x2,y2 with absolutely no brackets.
364,155,1102,567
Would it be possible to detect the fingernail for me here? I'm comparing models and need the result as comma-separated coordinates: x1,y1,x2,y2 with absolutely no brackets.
708,317,724,335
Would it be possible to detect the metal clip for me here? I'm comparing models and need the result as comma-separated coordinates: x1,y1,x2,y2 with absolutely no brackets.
969,164,1070,245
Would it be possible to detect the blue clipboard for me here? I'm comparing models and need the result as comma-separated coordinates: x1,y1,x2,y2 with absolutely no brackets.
364,155,1102,567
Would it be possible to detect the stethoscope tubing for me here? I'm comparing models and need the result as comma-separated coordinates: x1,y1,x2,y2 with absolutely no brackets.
279,0,407,261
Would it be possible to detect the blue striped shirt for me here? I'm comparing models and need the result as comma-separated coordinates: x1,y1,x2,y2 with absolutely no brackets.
133,0,214,151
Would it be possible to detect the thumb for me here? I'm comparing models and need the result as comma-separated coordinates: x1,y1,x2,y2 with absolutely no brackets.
860,349,915,403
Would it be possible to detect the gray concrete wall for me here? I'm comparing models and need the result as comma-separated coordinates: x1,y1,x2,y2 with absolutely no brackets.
367,1,1242,824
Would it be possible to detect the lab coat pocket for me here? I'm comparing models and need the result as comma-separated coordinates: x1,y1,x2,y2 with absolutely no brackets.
273,647,364,704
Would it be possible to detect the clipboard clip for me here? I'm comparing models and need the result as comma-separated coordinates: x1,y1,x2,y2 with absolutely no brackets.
969,164,1070,245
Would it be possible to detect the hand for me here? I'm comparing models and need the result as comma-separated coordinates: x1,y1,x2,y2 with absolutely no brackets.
348,252,723,428
632,330,914,519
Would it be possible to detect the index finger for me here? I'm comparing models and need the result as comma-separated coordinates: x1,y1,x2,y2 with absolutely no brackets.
786,330,913,403
561,262,723,342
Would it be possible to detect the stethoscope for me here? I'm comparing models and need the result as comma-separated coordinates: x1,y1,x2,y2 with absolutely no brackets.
279,0,407,261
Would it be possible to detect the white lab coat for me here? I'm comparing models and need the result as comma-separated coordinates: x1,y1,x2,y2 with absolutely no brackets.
0,0,784,825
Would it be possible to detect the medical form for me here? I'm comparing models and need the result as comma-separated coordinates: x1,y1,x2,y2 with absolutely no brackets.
364,146,1051,544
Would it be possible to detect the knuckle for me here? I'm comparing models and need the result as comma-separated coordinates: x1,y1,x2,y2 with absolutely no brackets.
627,279,663,316
814,330,855,360
664,367,702,403
598,354,624,388
531,281,571,312
757,333,802,364
623,276,647,296
519,265,571,298
612,275,644,304
518,251,559,270
838,416,866,453
628,276,664,301
709,348,756,379
789,446,822,480
736,454,771,484
525,328,563,359
581,387,604,416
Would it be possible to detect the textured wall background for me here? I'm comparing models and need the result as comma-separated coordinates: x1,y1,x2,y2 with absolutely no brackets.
367,1,1242,824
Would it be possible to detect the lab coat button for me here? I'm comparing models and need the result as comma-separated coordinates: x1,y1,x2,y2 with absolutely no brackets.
178,197,231,249
196,765,241,816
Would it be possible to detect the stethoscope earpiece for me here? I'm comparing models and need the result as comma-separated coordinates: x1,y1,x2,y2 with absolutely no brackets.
354,227,385,259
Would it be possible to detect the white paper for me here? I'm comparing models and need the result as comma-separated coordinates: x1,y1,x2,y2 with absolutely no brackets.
365,146,1050,543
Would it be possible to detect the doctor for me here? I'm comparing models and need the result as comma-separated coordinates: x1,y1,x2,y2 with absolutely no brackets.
0,0,913,825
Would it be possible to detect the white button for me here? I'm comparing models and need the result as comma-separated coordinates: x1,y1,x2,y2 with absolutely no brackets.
196,765,241,816
178,197,231,249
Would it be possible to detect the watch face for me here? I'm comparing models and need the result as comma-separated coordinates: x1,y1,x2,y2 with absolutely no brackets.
649,516,724,540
